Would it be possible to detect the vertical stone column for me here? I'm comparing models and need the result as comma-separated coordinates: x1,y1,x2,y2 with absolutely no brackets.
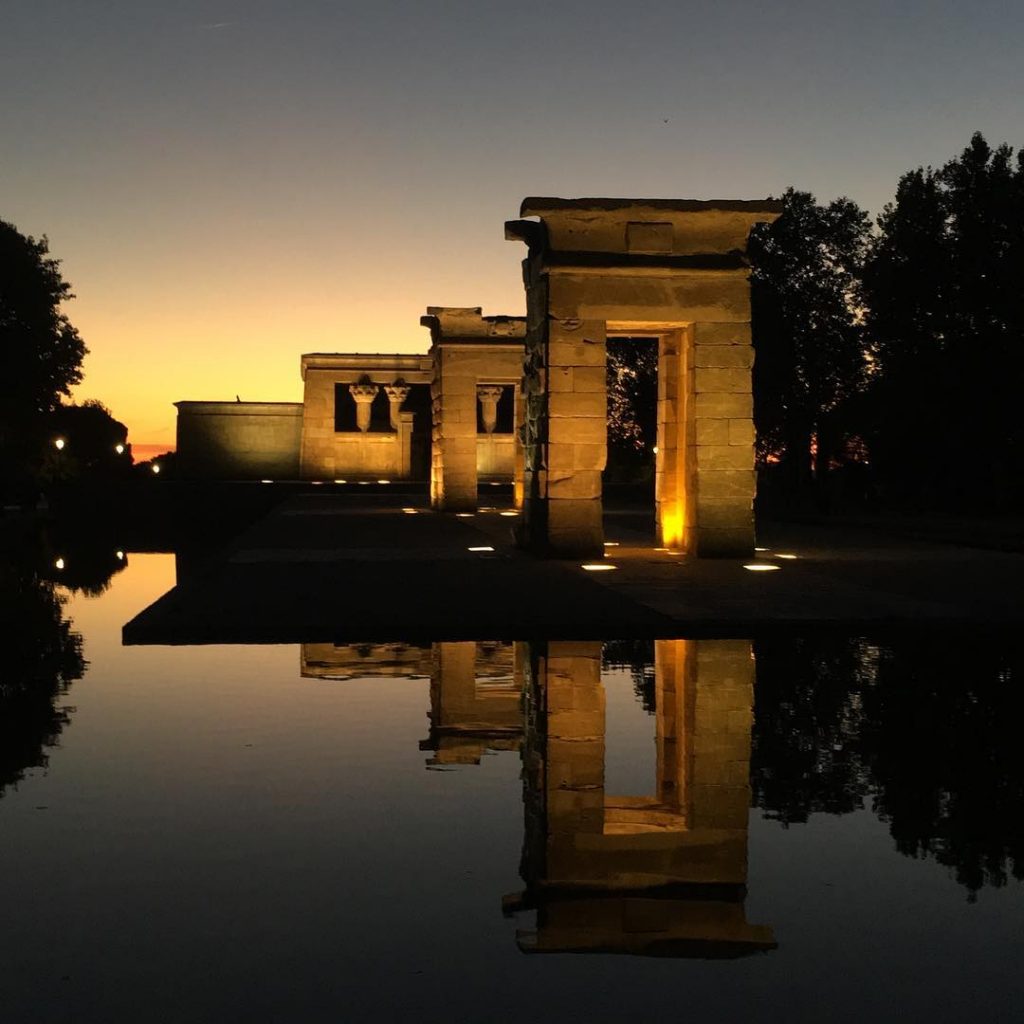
430,349,478,511
656,329,691,551
533,318,607,557
476,385,504,434
654,639,690,811
348,383,379,433
688,640,754,834
384,383,411,429
541,641,605,882
691,322,756,557
513,384,526,509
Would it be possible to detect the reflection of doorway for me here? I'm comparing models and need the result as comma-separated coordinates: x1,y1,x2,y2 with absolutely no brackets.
604,337,658,542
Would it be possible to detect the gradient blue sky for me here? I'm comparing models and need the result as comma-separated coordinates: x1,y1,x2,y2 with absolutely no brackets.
3,0,1022,448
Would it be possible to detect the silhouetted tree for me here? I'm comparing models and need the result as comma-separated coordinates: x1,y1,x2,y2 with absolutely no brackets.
606,338,658,483
0,220,87,492
752,635,1024,897
0,556,86,795
865,132,1024,509
44,400,131,482
749,189,872,500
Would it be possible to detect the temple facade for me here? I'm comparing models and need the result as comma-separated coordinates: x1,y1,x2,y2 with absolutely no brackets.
174,196,780,557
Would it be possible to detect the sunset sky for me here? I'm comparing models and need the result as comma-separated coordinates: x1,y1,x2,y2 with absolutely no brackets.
3,1,1022,453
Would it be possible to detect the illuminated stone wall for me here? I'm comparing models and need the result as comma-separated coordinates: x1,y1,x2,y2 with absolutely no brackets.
174,401,302,480
507,198,781,558
512,638,774,957
420,307,526,511
298,353,432,480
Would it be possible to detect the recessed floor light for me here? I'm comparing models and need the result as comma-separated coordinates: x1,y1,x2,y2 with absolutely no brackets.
499,511,518,517
582,563,617,571
468,546,495,552
743,563,780,572
603,542,620,548
775,553,798,560
456,513,474,518
755,546,769,552
334,479,347,484
377,479,391,484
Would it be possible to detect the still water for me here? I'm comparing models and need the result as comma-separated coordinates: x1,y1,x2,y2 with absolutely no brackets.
2,553,1022,1023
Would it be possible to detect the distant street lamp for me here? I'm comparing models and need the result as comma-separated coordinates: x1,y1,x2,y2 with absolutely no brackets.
151,463,161,474
115,443,125,454
54,437,65,450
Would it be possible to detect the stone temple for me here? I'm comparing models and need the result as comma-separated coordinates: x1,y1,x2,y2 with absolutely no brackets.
174,197,781,557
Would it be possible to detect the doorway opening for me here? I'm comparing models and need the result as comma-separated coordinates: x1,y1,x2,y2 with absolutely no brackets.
604,336,659,543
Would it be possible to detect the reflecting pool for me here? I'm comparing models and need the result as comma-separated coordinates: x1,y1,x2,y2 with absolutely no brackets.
1,552,1022,1022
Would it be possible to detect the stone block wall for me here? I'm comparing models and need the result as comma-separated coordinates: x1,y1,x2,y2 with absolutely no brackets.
174,402,302,480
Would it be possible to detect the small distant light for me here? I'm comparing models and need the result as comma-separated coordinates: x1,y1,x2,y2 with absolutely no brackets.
54,438,65,451
652,445,659,454
260,479,273,484
655,547,668,552
115,550,124,560
775,553,798,560
377,479,391,484
311,480,324,486
402,508,418,514
357,481,369,485
151,464,161,474
114,443,125,455
456,513,474,518
603,541,620,548
489,481,502,486
468,546,495,552
479,506,497,512
54,557,65,570
743,563,780,572
754,547,769,552
499,511,518,517
334,479,347,484
582,563,617,571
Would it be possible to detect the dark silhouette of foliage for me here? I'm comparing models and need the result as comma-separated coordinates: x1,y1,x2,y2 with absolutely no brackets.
0,555,86,795
749,189,871,498
752,635,1024,897
0,220,87,490
864,132,1024,510
605,338,658,483
43,400,131,482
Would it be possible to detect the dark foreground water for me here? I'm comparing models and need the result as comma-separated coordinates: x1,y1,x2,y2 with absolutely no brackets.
2,553,1023,1023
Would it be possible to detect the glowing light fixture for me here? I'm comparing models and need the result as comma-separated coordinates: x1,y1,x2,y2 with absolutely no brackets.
115,551,124,560
377,479,391,484
54,438,65,451
402,508,418,515
652,445,659,454
499,511,518,517
468,546,495,552
581,563,617,571
54,557,65,570
456,513,474,518
775,553,798,560
743,563,780,572
151,464,160,474
603,542,620,548
261,479,273,484
754,547,769,552
115,443,125,455
334,479,347,484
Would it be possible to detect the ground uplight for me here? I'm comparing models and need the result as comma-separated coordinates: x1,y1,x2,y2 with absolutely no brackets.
775,553,798,560
582,563,617,571
468,546,495,552
743,563,780,572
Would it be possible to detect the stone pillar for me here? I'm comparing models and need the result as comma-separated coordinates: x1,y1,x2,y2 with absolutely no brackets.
688,639,754,834
656,330,691,551
524,318,607,557
384,383,411,430
430,349,478,512
513,384,525,510
348,383,379,433
691,322,756,557
476,385,504,435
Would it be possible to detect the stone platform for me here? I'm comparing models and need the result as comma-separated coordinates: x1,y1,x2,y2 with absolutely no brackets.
122,493,1024,645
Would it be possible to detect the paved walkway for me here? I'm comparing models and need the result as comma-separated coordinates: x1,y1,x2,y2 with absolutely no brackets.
123,494,1024,644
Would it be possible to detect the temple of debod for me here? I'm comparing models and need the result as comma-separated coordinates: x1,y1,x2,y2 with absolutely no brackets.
295,637,775,958
174,197,781,556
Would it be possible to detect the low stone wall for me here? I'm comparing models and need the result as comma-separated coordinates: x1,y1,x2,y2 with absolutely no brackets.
477,434,515,481
175,401,302,480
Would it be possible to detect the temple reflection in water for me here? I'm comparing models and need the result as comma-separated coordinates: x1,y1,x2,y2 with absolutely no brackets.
299,637,774,958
